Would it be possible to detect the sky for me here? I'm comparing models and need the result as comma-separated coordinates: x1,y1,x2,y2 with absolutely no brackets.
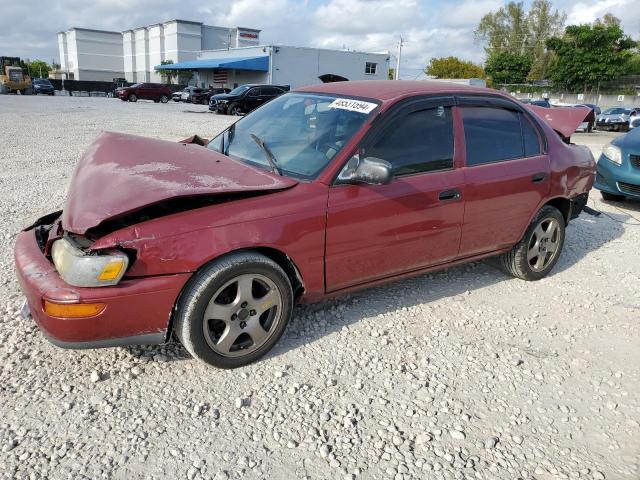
1,0,639,79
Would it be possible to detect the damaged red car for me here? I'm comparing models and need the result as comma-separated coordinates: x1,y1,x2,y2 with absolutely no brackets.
15,81,595,368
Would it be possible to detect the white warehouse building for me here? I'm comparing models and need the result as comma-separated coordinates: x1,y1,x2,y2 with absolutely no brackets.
58,19,389,88
58,19,260,82
156,45,389,89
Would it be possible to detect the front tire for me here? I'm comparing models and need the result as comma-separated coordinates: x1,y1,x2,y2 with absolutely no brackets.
601,191,625,202
228,102,242,116
500,205,565,281
175,252,293,369
129,93,138,102
160,95,169,103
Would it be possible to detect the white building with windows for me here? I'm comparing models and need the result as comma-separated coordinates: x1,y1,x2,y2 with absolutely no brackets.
57,27,125,81
58,20,260,82
58,19,389,87
156,45,390,89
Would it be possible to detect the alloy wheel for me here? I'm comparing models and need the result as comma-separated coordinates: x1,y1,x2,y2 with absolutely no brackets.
202,274,283,357
527,217,560,272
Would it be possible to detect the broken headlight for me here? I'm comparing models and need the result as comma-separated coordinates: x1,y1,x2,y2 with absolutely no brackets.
51,237,129,287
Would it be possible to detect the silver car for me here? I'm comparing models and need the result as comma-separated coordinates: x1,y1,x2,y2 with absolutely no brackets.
596,107,640,132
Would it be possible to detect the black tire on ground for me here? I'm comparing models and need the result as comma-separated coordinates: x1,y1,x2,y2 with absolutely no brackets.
500,205,566,281
129,93,138,102
587,123,593,133
174,251,294,369
160,95,169,103
228,102,242,116
601,191,625,202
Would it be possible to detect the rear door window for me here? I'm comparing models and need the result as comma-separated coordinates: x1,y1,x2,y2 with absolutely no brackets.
461,107,541,166
367,106,454,176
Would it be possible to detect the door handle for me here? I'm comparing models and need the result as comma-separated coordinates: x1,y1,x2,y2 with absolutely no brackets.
438,189,461,201
532,172,547,183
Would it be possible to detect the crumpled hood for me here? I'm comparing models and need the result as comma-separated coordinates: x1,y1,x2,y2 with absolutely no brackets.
527,105,592,138
62,132,297,234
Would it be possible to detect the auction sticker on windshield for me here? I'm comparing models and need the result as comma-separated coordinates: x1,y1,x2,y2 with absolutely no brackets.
328,98,378,114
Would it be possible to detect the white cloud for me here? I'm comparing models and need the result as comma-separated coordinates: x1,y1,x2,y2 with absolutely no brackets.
314,0,422,34
438,0,502,28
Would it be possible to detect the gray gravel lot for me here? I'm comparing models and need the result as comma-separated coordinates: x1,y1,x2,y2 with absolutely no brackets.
0,95,639,480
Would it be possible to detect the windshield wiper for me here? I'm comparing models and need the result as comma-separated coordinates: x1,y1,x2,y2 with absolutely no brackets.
250,133,282,176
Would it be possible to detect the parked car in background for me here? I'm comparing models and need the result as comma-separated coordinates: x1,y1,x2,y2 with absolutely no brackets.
15,81,596,368
180,86,205,103
594,127,640,201
521,98,551,108
575,104,600,133
596,107,640,132
209,84,289,115
172,87,188,102
198,87,231,105
32,78,55,96
117,83,172,103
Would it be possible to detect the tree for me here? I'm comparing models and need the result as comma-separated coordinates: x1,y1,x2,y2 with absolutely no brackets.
485,51,532,85
476,2,529,55
546,23,637,92
388,68,395,80
27,60,51,79
425,56,485,79
475,0,565,80
526,0,566,80
157,60,177,84
595,13,620,27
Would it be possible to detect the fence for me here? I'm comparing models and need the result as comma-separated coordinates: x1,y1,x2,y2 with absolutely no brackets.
48,79,187,96
511,92,640,108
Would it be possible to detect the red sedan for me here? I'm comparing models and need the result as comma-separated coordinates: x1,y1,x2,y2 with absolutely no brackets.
15,81,595,368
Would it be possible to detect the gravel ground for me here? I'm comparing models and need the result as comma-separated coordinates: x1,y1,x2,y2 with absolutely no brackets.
1,95,639,480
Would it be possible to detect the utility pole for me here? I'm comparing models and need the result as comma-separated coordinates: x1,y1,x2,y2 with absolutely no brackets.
395,37,404,80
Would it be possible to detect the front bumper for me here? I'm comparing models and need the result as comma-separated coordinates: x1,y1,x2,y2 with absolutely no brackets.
209,101,228,112
596,121,627,130
594,155,640,199
14,222,191,348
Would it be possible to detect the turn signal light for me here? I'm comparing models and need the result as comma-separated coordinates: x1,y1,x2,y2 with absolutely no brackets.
97,259,126,282
43,300,106,318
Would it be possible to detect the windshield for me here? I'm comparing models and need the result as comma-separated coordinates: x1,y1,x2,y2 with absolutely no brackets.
208,93,378,179
603,108,627,115
34,79,52,85
228,85,251,96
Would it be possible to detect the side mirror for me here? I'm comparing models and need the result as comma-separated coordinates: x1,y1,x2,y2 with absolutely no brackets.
340,156,393,185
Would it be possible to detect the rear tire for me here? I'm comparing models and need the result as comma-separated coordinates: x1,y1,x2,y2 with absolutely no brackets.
601,191,625,202
129,93,138,102
175,252,293,369
160,95,169,103
500,205,565,281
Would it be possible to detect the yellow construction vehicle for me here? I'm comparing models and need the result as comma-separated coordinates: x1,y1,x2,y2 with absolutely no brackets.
0,56,32,94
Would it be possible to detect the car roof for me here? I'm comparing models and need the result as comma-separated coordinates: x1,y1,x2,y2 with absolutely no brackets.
295,80,492,103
